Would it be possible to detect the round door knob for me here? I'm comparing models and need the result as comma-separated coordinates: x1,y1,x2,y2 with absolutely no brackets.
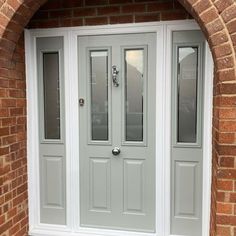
112,147,121,156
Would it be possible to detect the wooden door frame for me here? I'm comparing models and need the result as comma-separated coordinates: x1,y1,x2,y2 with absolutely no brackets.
25,20,213,236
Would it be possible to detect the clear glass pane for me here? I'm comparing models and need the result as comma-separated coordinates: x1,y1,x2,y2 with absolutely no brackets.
90,50,109,141
125,49,144,142
43,52,61,140
177,47,198,143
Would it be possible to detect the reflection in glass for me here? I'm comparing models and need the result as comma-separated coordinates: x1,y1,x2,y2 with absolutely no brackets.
43,52,61,140
125,49,144,142
177,47,198,143
90,51,108,141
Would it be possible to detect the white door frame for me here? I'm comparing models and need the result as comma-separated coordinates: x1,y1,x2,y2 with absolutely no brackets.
25,20,213,236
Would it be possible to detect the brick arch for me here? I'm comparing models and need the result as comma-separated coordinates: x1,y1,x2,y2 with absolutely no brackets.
0,1,236,236
0,0,236,72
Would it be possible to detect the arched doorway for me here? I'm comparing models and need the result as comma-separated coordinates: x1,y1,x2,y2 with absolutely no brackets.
0,1,236,236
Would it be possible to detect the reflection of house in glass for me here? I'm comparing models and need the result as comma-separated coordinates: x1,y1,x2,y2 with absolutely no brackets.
90,51,109,141
125,57,144,142
178,47,198,143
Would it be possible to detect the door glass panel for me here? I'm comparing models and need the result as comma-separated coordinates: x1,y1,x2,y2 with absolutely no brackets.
43,52,61,140
125,49,144,142
90,50,109,141
177,47,198,143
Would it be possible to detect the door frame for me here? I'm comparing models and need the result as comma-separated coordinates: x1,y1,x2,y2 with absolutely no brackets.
25,20,213,236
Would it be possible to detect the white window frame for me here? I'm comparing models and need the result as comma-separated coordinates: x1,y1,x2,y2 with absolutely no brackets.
25,20,213,236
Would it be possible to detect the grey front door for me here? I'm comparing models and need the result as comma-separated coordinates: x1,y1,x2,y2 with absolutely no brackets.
78,33,156,232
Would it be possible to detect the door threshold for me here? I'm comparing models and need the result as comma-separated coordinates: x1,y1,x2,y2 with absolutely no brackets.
29,225,157,236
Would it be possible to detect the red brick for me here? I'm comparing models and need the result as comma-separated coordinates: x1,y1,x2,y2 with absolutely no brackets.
161,10,188,21
217,191,226,202
0,127,9,136
201,7,219,24
206,18,225,35
1,99,16,107
0,108,9,117
109,0,132,4
217,69,235,82
217,96,236,106
217,169,236,179
49,9,72,18
0,79,9,88
217,202,233,214
1,117,16,126
31,11,49,20
97,6,120,15
71,18,83,27
9,223,20,235
217,179,234,190
135,13,160,23
85,0,108,6
221,5,236,23
85,17,108,26
214,0,235,13
216,214,236,225
216,225,231,236
218,133,235,144
213,43,232,58
227,19,236,34
8,89,25,98
122,4,146,14
73,8,96,17
59,18,72,27
217,56,235,70
231,33,236,46
218,144,236,156
147,2,174,12
62,0,83,8
0,147,9,155
10,108,24,116
110,15,133,24
41,0,61,10
194,0,212,15
0,220,13,235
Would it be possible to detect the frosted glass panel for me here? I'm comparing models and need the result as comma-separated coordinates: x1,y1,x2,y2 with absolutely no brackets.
125,49,144,142
177,47,198,143
43,52,60,140
90,51,108,141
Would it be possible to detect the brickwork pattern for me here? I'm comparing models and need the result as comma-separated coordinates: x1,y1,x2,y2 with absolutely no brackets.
0,0,236,236
0,36,28,236
28,0,191,28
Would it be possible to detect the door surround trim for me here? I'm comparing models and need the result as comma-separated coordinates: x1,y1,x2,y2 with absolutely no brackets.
25,20,213,236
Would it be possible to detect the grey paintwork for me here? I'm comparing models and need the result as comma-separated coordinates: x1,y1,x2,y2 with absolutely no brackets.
36,37,66,225
78,33,156,232
171,31,205,236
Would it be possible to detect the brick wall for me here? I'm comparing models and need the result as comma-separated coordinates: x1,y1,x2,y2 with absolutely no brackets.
28,0,191,28
0,35,28,236
0,0,236,236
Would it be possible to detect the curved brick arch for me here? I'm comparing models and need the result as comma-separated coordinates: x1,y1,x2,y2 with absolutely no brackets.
0,1,236,236
0,0,236,71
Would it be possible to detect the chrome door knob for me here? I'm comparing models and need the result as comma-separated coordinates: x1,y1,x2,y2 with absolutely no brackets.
112,147,121,156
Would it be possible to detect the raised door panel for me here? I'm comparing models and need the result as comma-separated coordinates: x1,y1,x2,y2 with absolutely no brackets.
89,158,111,211
174,161,198,217
123,159,144,214
40,155,65,224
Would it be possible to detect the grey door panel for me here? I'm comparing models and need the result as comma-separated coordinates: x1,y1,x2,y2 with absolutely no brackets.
79,33,156,232
171,31,205,236
36,37,66,225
